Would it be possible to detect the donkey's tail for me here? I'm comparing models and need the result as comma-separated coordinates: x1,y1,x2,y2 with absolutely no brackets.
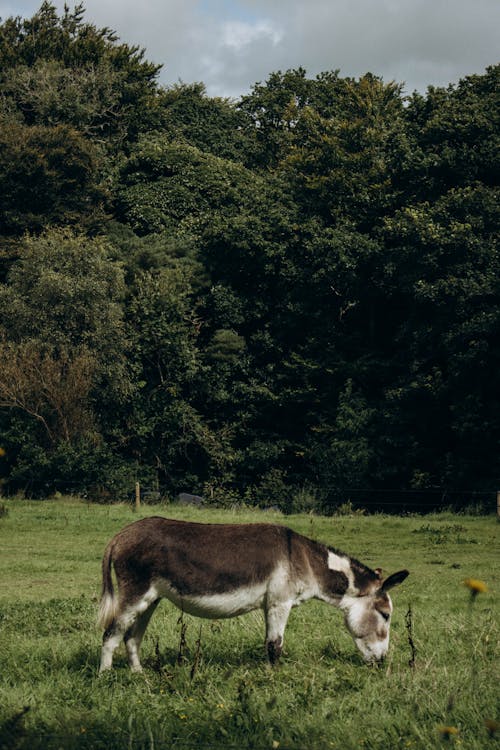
97,541,118,631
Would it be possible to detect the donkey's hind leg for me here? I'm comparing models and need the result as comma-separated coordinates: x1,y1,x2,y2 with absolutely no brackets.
100,586,158,673
124,598,160,673
100,623,124,673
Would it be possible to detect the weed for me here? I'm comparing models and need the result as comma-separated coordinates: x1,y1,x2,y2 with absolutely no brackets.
405,604,417,669
334,500,366,516
411,523,477,545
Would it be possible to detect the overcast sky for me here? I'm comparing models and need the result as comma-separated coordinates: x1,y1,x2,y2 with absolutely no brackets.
2,0,499,98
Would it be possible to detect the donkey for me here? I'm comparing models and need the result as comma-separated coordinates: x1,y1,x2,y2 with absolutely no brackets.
98,517,408,672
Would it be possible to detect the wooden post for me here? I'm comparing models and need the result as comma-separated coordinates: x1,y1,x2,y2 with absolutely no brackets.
135,481,141,511
497,490,500,518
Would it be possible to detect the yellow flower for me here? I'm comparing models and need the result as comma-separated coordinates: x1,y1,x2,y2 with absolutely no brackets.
463,578,488,595
437,725,459,740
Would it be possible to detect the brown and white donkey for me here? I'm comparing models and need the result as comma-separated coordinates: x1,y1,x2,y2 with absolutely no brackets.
98,517,408,672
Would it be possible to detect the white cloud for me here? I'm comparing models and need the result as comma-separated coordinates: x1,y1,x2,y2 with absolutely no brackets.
222,19,283,52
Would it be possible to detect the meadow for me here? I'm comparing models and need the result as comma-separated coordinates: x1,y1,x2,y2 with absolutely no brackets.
0,498,498,749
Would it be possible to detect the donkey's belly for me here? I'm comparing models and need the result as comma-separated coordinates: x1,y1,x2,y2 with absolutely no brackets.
157,579,267,619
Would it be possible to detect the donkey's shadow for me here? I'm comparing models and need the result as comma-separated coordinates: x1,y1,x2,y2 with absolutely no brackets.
143,638,264,671
140,634,363,671
67,631,362,677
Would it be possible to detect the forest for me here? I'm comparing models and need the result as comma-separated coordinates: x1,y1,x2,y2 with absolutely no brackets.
0,2,498,509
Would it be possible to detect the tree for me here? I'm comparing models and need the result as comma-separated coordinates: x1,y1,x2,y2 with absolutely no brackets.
0,339,96,445
237,67,314,168
277,74,406,228
0,229,135,493
307,379,375,503
400,64,499,203
378,183,500,488
198,189,382,500
0,119,105,238
115,134,267,236
0,2,162,145
160,82,250,162
0,229,128,375
125,265,200,483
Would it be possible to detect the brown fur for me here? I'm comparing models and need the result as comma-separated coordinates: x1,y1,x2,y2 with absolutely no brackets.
103,517,369,601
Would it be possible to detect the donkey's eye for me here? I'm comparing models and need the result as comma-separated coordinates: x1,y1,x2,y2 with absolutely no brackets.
379,611,390,622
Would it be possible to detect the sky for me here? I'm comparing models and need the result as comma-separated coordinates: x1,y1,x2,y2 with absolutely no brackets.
1,0,499,99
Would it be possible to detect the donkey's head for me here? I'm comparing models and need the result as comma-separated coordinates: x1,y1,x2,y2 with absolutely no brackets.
341,570,409,664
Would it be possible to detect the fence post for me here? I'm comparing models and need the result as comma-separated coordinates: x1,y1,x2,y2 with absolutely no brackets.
135,481,141,510
497,490,500,518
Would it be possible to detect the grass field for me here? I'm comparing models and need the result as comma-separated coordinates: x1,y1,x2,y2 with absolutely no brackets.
0,498,498,749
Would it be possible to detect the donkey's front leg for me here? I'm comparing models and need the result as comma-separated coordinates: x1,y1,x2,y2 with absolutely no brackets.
264,601,292,665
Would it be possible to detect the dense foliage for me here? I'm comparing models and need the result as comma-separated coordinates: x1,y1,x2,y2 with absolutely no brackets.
0,3,498,506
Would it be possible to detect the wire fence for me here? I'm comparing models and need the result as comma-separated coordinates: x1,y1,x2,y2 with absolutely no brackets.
325,488,498,514
1,479,498,514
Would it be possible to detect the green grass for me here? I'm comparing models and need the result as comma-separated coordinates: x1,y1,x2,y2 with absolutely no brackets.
0,498,498,749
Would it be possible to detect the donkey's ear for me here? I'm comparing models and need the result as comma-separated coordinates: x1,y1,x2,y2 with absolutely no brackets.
381,570,409,592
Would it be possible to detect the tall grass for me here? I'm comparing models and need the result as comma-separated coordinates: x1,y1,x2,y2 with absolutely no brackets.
0,498,498,748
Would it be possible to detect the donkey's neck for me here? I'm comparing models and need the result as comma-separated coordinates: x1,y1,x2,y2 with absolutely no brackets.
306,539,379,604
326,548,359,594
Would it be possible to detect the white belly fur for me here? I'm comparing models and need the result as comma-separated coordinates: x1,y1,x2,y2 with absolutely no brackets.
156,579,268,619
